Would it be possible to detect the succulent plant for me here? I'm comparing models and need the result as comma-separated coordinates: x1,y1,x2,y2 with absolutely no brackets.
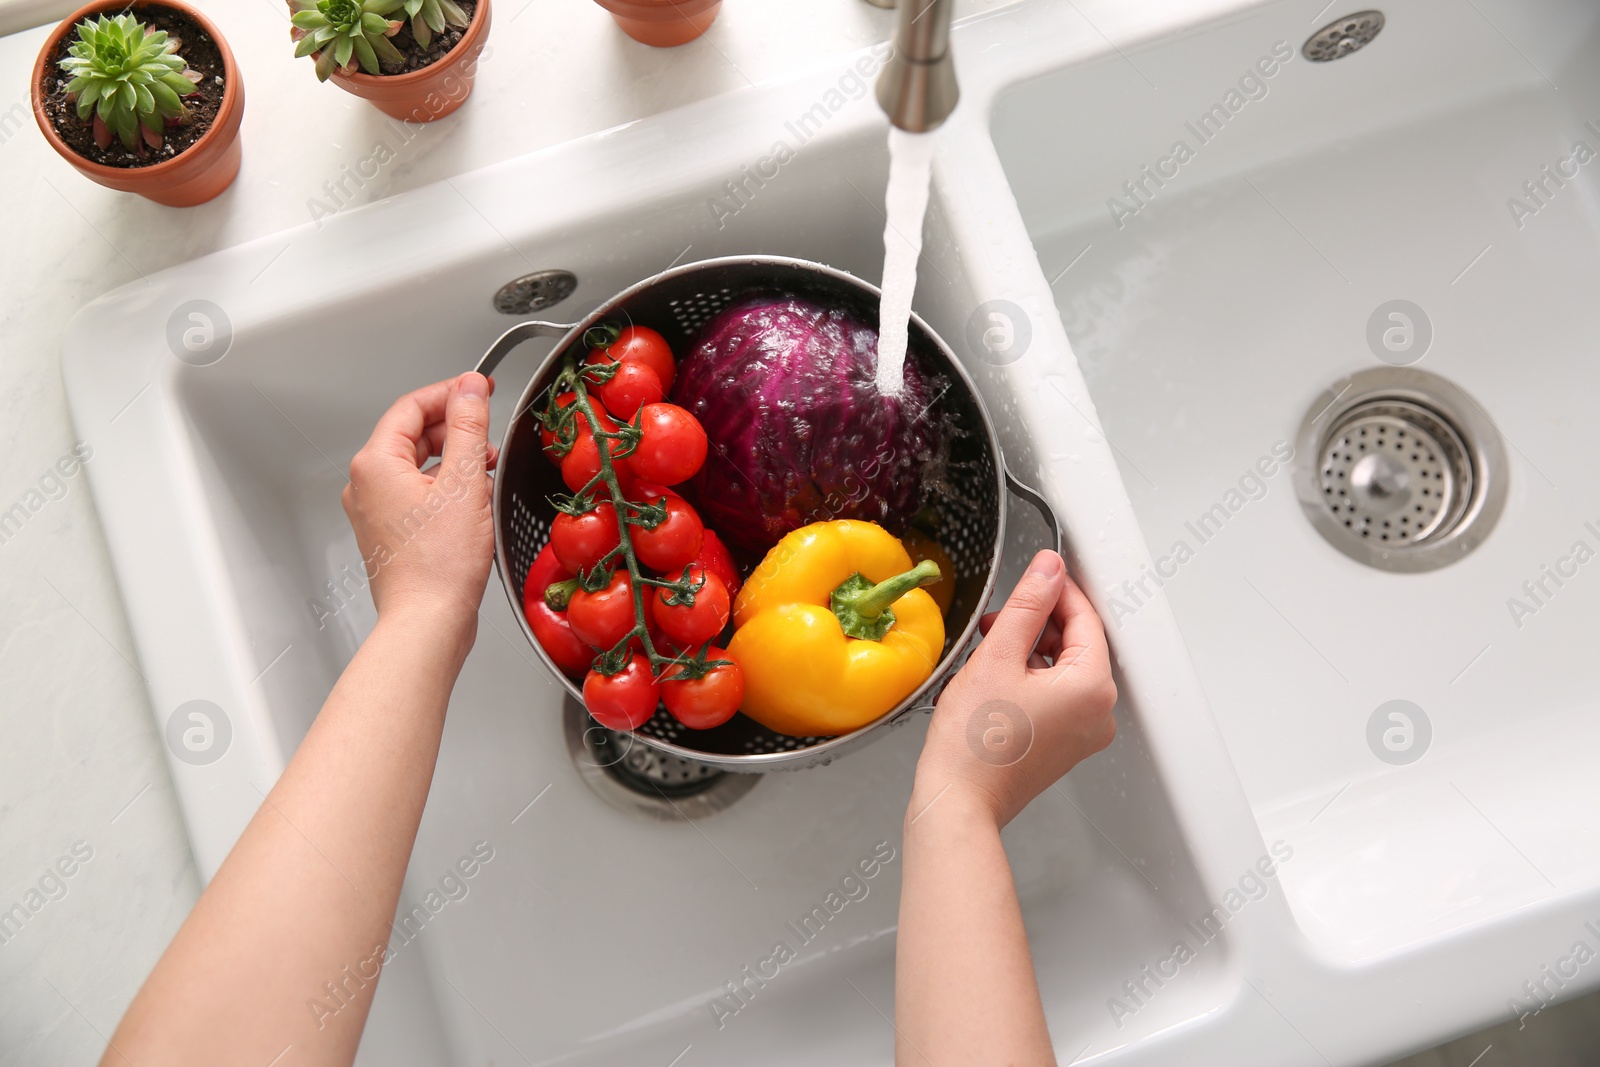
58,13,202,152
289,0,407,81
399,0,469,49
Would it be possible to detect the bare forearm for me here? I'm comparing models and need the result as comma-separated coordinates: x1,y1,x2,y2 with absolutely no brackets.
896,784,1056,1067
105,613,467,1067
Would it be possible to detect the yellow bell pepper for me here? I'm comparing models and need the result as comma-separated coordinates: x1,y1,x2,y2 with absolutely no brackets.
728,520,945,737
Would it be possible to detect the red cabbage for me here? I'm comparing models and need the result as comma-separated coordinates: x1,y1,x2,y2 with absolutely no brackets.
670,295,944,555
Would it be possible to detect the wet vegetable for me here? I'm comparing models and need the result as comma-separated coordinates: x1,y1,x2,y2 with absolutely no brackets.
584,654,660,731
662,649,743,730
671,296,944,555
653,565,730,647
532,339,738,732
727,520,944,737
523,546,592,679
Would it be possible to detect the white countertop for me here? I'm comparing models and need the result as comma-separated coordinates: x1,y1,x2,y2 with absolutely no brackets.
0,0,1031,1057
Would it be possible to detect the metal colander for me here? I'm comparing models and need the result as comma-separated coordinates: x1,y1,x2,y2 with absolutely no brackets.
475,256,1058,772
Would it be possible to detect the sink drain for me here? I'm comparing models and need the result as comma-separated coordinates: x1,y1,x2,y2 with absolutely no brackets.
1319,399,1467,543
493,269,577,315
1295,368,1506,572
1303,10,1385,62
562,700,756,821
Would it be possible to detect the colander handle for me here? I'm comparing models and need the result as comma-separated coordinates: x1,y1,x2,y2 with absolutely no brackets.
474,320,579,378
1003,467,1063,558
897,469,1065,720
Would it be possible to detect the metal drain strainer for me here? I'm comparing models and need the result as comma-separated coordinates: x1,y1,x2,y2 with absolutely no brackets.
562,700,757,821
1296,368,1506,572
1303,10,1385,62
1317,400,1469,545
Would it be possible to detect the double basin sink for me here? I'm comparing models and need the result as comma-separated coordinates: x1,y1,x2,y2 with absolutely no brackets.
63,0,1600,1062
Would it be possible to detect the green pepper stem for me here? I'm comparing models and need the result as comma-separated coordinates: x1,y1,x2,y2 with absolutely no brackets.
843,560,942,618
830,560,941,642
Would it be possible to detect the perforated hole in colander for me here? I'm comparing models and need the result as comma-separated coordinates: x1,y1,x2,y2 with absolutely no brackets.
667,287,739,336
507,492,551,604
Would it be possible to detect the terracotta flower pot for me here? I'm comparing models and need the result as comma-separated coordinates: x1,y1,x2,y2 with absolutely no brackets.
592,0,721,47
330,0,492,123
31,0,244,207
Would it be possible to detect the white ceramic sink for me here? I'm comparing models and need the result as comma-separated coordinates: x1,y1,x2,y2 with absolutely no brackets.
61,0,1600,1063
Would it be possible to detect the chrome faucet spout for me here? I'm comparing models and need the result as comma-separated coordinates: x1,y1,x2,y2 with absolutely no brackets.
875,0,959,132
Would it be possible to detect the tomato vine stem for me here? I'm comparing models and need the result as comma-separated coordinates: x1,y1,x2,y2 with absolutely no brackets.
544,354,728,680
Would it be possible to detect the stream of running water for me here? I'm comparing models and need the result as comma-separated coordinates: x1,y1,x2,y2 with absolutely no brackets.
874,126,936,397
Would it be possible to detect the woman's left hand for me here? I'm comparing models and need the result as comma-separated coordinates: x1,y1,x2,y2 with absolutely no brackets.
340,372,498,658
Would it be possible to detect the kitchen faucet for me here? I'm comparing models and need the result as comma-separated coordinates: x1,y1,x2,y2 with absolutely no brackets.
876,0,959,132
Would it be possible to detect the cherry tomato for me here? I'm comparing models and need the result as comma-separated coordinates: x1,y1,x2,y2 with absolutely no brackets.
634,480,680,500
631,494,704,574
594,359,664,421
694,529,741,600
525,543,570,598
528,601,594,678
589,325,675,393
630,403,708,486
560,405,625,492
653,566,730,647
523,547,592,678
567,571,643,650
662,651,744,730
550,503,620,575
612,595,664,657
583,654,661,731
